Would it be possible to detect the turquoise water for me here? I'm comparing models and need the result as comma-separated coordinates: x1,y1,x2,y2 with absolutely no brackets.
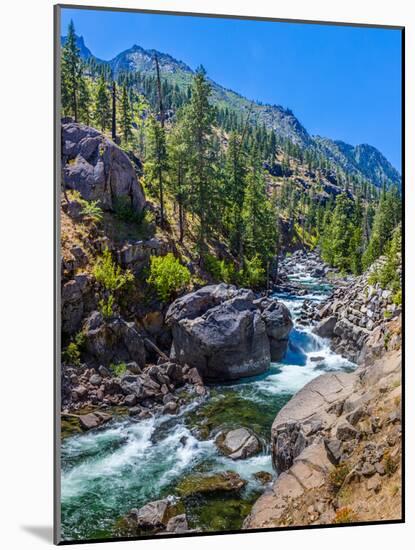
60,268,354,541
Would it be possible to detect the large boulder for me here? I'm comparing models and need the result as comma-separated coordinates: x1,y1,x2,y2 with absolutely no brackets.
62,121,145,213
83,311,146,368
167,287,271,381
166,285,292,382
166,283,238,324
313,315,337,338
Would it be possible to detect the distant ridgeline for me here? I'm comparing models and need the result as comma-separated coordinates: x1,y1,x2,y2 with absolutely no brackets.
60,25,402,283
61,33,401,191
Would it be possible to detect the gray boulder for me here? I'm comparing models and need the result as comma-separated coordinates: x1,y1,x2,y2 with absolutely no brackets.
169,291,270,381
313,315,337,338
166,285,292,382
129,498,173,531
215,427,262,459
165,514,189,533
83,311,146,368
165,283,238,324
258,299,293,361
62,122,145,213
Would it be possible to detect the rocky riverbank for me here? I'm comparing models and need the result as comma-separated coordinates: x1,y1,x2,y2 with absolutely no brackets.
244,258,402,529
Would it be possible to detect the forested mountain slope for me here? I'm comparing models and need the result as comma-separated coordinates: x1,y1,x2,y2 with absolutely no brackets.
62,33,401,190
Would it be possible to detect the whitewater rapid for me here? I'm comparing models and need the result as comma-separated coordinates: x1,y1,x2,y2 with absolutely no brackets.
60,263,355,540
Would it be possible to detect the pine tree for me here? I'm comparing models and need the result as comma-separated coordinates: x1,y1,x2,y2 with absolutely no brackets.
120,84,133,145
224,131,247,257
167,120,190,242
94,75,111,132
362,186,401,269
181,66,216,260
78,73,91,124
144,115,168,225
242,150,276,266
61,20,82,121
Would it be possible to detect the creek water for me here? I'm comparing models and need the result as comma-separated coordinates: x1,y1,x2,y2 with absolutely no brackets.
60,262,355,541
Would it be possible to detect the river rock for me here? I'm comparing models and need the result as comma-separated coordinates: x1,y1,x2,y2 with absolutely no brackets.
176,471,246,497
62,121,145,213
83,311,146,368
166,285,292,381
165,514,189,533
313,315,337,338
215,428,262,459
79,411,112,431
253,471,273,485
128,498,174,531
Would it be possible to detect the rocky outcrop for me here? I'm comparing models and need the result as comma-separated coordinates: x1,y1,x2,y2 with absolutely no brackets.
83,311,146,368
311,259,402,363
116,238,169,275
215,428,262,460
244,349,402,529
62,121,146,213
166,284,292,382
61,273,95,335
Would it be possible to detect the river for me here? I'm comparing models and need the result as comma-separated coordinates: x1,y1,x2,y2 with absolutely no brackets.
60,261,355,541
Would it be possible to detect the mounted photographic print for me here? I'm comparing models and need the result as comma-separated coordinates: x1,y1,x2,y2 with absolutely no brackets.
54,4,404,544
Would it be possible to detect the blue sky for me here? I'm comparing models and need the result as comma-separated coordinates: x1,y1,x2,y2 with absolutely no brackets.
61,7,402,172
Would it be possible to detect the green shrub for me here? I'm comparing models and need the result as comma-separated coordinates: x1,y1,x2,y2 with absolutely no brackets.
204,253,236,284
392,289,402,306
69,191,103,223
238,255,266,288
111,362,127,377
62,330,86,365
93,248,134,292
80,199,103,223
99,294,115,319
147,253,191,302
62,342,81,365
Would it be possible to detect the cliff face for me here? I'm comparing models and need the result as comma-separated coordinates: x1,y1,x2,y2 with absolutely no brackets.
244,347,402,528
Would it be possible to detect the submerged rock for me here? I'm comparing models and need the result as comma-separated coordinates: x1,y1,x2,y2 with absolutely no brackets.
215,428,262,460
176,471,247,497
